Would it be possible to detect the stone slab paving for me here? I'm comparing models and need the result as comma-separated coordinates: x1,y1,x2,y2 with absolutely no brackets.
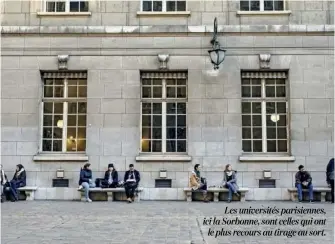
1,201,334,244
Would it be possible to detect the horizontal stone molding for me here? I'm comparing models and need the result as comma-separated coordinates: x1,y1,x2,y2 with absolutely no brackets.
236,10,292,16
239,155,296,162
33,153,89,162
135,154,192,162
1,25,334,35
36,12,92,17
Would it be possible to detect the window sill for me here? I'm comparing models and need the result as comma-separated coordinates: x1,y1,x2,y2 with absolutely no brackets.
237,10,292,16
33,153,89,162
36,12,92,17
239,155,296,162
135,154,192,162
136,11,191,17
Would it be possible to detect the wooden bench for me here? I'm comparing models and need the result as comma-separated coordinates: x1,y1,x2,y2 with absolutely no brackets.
288,187,331,202
78,187,143,202
14,186,38,201
184,187,249,202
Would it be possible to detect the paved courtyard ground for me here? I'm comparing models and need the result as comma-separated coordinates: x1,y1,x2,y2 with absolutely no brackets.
1,201,334,244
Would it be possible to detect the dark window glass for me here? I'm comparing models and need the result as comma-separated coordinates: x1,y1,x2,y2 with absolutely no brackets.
274,0,284,10
80,1,89,11
252,102,261,113
177,1,186,11
42,140,52,151
177,140,186,152
242,115,251,126
242,140,251,152
166,1,176,11
142,103,151,114
242,102,251,113
177,128,186,139
264,0,273,10
46,1,55,12
56,1,65,12
143,1,152,11
267,140,276,152
278,140,287,152
152,140,162,152
253,140,262,152
152,103,162,114
166,140,176,152
251,86,261,97
240,1,249,10
152,128,162,139
250,0,260,10
177,103,186,114
70,1,79,12
242,128,252,139
153,1,162,11
167,128,176,139
253,127,262,139
53,140,62,151
242,86,251,97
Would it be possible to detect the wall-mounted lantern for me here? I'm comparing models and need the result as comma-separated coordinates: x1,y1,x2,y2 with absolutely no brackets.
208,18,226,70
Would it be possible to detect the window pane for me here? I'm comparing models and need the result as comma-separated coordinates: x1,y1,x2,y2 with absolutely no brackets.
152,128,162,139
274,0,284,10
277,102,286,113
277,128,287,139
253,140,262,152
78,86,87,97
54,127,63,139
241,86,251,97
53,115,63,126
53,140,62,151
80,1,89,11
42,140,52,151
266,102,275,113
242,102,251,113
240,1,249,10
68,103,77,114
277,115,286,126
43,115,52,126
44,103,53,113
142,128,151,139
141,140,151,152
177,115,186,126
46,1,55,12
250,0,260,10
177,128,186,139
78,128,86,139
176,1,186,11
67,128,77,139
242,115,251,126
242,140,251,152
142,103,151,114
166,1,176,11
78,102,86,114
266,79,275,85
153,115,162,126
177,87,187,98
167,128,176,139
167,87,176,98
68,86,77,97
167,103,176,114
54,103,63,114
153,87,162,98
54,86,64,97
266,115,277,126
67,138,77,151
267,127,276,139
264,0,273,10
143,1,152,11
267,140,277,152
278,140,287,152
153,1,162,11
56,1,65,12
166,140,176,152
177,140,186,152
152,140,162,152
242,78,250,85
142,115,151,126
242,128,251,139
252,115,261,126
251,79,261,85
167,115,176,126
152,103,162,114
177,79,186,85
44,86,53,97
68,115,77,126
251,86,261,97
77,140,86,151
78,115,86,126
266,86,275,97
153,79,161,85
70,1,79,12
177,103,186,114
43,128,52,139
167,79,176,85
276,86,286,97
252,102,261,113
142,87,151,98
253,127,262,139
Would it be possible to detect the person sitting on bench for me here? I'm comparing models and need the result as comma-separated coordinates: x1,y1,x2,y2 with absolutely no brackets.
79,163,95,202
101,163,118,188
222,164,240,203
189,164,209,203
7,164,26,202
295,165,313,203
1,165,8,202
124,164,140,203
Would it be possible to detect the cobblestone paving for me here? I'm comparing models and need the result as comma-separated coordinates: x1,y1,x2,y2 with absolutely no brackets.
1,201,334,244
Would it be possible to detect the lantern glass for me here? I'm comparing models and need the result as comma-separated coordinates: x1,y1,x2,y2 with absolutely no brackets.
208,48,226,69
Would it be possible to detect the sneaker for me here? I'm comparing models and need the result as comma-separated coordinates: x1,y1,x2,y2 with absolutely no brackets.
309,200,313,203
131,197,135,202
127,198,132,203
86,198,92,202
78,185,83,190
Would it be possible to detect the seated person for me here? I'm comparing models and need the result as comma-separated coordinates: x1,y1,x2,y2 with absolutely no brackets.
1,165,8,202
78,163,95,202
6,164,26,202
222,164,239,203
189,164,209,203
101,163,118,188
295,165,313,203
124,164,140,203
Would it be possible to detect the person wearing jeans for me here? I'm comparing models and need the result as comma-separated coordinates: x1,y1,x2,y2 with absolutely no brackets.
124,164,140,203
78,163,95,202
222,164,240,203
295,165,313,203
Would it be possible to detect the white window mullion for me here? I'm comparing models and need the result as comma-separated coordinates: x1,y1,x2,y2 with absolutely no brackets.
162,102,167,153
162,0,166,12
65,0,70,12
62,79,68,152
39,102,44,152
261,78,267,153
260,0,264,11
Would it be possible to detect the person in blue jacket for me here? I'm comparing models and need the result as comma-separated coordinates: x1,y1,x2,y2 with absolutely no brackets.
78,163,95,202
326,158,334,203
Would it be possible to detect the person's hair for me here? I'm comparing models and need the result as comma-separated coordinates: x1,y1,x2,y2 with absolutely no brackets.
224,164,231,172
83,163,91,169
298,165,304,170
129,164,134,168
194,164,200,171
108,164,115,171
16,164,24,171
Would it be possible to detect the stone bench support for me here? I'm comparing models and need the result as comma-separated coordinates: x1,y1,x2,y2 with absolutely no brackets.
18,187,38,201
78,187,143,202
287,187,331,202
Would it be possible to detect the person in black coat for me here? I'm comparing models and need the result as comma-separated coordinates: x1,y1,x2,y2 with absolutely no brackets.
295,165,313,202
78,163,95,202
326,158,334,203
8,164,26,201
124,164,140,203
1,165,8,202
102,163,118,188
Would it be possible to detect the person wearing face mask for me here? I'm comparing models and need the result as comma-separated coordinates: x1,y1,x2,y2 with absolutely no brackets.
102,163,118,188
222,164,240,203
123,164,140,203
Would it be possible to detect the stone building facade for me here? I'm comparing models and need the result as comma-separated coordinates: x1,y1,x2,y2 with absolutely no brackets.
1,0,334,200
